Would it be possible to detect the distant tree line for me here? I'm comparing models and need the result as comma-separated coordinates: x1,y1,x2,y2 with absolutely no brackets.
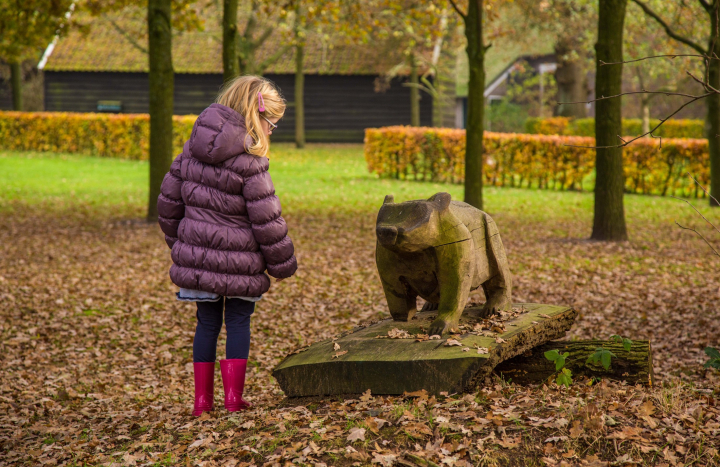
1,0,718,238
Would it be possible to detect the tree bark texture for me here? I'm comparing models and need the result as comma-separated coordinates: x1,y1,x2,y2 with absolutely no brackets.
147,0,174,222
409,53,420,127
554,39,586,118
10,61,22,111
222,0,239,83
707,12,720,206
295,43,305,148
463,0,485,210
591,0,628,241
495,340,654,386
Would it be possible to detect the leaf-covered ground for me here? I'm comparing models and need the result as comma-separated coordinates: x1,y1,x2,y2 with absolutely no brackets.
1,147,719,467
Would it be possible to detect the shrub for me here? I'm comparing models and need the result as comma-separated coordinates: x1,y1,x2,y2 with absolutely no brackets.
524,116,572,136
486,101,528,133
364,126,709,198
0,111,197,160
527,116,704,139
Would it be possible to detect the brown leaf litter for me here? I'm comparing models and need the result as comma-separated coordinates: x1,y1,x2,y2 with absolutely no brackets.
0,205,718,466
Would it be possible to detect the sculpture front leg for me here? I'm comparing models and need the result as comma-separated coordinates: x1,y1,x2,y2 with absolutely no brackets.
380,277,417,322
428,241,472,336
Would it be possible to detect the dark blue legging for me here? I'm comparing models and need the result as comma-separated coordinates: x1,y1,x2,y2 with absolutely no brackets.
193,298,255,363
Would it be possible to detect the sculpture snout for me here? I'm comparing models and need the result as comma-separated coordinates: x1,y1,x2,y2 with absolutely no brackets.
376,226,398,246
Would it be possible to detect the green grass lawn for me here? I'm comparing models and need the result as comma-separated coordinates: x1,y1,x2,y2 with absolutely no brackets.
1,143,717,229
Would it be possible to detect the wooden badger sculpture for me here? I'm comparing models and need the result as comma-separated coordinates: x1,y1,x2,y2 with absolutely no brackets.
376,192,513,336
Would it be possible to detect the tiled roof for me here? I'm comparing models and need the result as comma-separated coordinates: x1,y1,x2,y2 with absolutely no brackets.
45,8,404,75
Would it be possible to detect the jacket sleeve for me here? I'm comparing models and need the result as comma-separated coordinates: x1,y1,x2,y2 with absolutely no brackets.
243,159,298,279
157,153,186,248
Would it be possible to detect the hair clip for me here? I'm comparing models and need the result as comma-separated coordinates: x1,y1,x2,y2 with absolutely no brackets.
258,91,265,112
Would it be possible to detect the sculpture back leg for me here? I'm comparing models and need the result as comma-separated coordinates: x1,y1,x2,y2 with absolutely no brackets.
481,214,512,316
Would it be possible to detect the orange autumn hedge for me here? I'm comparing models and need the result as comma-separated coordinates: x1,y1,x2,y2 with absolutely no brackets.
364,126,710,198
0,111,197,160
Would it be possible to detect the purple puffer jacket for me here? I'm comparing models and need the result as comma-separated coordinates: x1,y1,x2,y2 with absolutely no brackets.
157,103,297,297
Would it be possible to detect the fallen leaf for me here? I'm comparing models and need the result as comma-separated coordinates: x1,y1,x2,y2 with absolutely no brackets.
496,436,520,449
569,420,583,438
347,427,366,442
372,452,397,467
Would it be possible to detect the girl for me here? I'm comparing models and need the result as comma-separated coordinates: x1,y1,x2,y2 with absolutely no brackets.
157,76,297,416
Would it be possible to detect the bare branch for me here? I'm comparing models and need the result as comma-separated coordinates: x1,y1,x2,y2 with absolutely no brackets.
688,173,720,206
563,91,714,149
650,133,663,148
403,82,434,95
447,0,466,19
675,222,720,257
687,71,720,93
558,89,706,105
256,44,292,75
670,196,720,235
104,15,147,54
598,54,717,65
631,0,707,54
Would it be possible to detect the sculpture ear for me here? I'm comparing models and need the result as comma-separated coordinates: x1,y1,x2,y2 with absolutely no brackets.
383,194,395,205
428,192,452,211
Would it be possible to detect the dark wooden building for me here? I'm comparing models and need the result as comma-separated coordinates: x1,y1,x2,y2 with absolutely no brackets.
39,10,432,143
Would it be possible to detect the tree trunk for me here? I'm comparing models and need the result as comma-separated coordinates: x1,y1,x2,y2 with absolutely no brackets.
295,42,305,148
10,61,22,111
222,0,239,83
463,0,485,210
641,98,650,134
554,39,587,118
495,340,654,386
707,12,720,206
409,53,420,127
591,0,628,241
147,0,174,222
432,84,443,127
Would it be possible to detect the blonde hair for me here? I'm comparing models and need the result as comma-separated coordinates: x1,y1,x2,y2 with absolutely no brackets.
216,75,286,158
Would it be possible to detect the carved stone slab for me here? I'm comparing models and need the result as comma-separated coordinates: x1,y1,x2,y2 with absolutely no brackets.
273,303,577,397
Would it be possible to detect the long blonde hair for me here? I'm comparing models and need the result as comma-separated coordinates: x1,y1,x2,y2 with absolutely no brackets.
216,75,286,158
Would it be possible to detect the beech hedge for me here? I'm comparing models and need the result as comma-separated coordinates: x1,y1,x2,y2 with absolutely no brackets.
0,111,196,160
364,126,709,198
525,116,705,139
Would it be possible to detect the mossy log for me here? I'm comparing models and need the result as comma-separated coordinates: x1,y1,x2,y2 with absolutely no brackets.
494,340,654,386
273,303,576,397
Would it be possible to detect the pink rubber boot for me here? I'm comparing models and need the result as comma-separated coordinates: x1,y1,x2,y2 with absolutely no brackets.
192,362,215,416
220,359,252,411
